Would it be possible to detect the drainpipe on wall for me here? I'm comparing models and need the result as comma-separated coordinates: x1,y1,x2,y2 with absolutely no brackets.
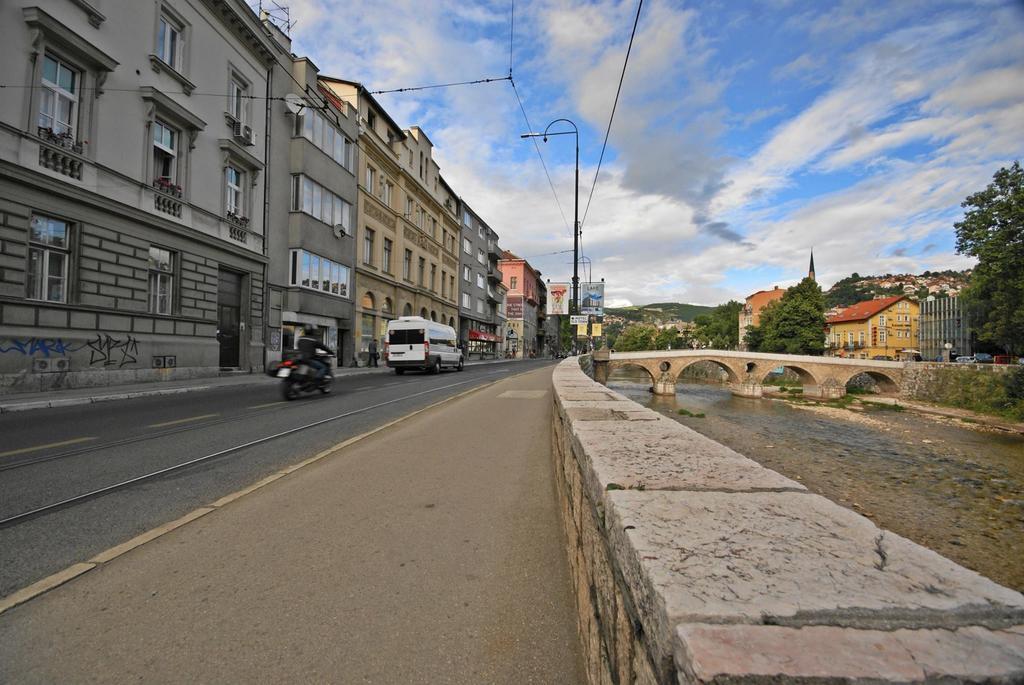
260,61,273,373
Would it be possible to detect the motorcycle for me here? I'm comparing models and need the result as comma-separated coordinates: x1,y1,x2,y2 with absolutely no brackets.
277,355,334,400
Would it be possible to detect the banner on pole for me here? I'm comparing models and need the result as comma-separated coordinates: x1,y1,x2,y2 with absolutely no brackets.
580,282,605,316
546,283,570,316
591,323,603,337
576,324,588,337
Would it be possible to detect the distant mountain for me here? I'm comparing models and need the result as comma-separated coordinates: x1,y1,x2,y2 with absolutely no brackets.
825,270,971,308
604,302,714,323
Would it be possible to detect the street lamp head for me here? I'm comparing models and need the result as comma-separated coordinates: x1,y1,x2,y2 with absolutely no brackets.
519,132,540,139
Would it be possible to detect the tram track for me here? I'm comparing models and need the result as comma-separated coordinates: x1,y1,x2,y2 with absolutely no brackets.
0,373,497,529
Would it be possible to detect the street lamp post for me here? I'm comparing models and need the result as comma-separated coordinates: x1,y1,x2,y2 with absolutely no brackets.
521,119,580,317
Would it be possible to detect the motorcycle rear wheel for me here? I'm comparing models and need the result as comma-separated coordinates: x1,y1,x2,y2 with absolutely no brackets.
282,380,300,401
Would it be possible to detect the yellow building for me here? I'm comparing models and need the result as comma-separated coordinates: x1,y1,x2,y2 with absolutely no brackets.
825,296,919,360
320,78,460,363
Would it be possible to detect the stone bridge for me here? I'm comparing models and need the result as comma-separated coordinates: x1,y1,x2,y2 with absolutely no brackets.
592,349,906,398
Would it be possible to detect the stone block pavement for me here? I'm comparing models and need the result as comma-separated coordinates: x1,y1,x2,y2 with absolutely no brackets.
550,358,1024,684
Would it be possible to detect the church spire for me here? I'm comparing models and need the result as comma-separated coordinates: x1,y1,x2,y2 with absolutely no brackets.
808,249,816,281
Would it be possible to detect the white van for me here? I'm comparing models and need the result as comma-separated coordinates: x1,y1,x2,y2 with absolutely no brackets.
385,317,464,374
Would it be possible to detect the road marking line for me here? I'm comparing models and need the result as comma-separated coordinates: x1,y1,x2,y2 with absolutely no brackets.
148,413,220,428
249,402,285,409
0,437,97,459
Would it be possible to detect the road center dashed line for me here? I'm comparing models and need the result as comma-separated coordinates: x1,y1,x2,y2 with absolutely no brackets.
0,437,97,459
148,413,220,428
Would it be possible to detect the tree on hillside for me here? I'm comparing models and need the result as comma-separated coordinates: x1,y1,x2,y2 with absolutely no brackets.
955,161,1024,355
655,327,681,350
613,324,658,351
692,301,742,349
749,277,826,355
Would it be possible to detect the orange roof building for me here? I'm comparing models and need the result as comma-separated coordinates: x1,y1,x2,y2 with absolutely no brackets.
825,295,919,360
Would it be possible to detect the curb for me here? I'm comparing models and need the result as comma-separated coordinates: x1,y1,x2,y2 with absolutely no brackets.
0,365,544,616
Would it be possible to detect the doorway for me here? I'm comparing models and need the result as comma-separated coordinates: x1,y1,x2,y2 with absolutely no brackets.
217,269,242,367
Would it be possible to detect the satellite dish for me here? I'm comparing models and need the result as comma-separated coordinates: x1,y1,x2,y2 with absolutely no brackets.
333,224,347,239
283,93,305,115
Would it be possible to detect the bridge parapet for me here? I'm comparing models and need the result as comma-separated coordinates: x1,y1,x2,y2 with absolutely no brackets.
597,350,906,398
553,357,1024,684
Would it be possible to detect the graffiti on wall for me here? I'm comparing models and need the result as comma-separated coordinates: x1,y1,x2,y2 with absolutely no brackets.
0,333,140,368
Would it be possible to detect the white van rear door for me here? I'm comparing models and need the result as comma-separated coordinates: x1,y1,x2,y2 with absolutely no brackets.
388,327,426,361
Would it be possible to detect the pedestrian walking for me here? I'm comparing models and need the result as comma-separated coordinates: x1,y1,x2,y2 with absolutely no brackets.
368,339,379,367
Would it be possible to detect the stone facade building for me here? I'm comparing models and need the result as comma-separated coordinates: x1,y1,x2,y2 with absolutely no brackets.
319,79,459,365
457,201,504,358
262,22,358,366
0,0,274,391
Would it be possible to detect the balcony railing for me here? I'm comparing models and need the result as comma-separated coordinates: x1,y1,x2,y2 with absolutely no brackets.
487,267,503,283
38,142,84,180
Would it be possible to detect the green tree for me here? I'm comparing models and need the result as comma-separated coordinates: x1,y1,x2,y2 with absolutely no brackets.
955,161,1024,354
654,327,681,350
743,323,765,351
692,301,742,349
756,277,827,355
613,323,658,351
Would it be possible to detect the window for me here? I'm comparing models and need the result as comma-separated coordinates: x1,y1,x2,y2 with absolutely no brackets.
363,228,375,265
441,270,447,298
510,276,518,290
879,330,887,343
463,209,471,226
228,77,246,123
462,293,471,309
477,248,485,265
297,110,353,170
477,298,485,314
225,165,243,216
157,13,183,70
476,273,484,288
430,264,437,292
291,175,351,229
289,249,349,297
27,215,69,303
148,247,174,314
463,265,470,282
152,120,178,183
431,217,438,239
38,55,78,138
403,249,412,280
382,181,393,206
449,275,455,300
365,166,376,195
383,238,393,273
478,225,485,239
879,315,886,326
405,196,414,218
366,111,376,131
463,237,471,255
418,257,425,286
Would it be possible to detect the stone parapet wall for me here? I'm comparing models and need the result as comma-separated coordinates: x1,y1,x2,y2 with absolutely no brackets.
900,362,1011,400
552,357,1024,684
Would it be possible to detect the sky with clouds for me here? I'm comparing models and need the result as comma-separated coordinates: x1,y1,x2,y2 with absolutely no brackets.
277,0,1024,307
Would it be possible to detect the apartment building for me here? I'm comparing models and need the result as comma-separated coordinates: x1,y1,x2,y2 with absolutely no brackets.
918,295,973,361
318,79,459,364
261,21,358,366
457,201,504,358
0,0,274,391
826,295,920,360
498,251,542,358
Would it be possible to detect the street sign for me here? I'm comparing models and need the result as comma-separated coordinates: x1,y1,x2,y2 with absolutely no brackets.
506,327,518,340
570,315,588,325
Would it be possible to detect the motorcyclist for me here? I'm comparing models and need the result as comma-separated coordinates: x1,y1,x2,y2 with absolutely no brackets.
297,336,334,382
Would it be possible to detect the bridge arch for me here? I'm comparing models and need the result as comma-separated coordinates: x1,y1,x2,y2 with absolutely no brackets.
607,362,656,386
758,363,820,388
674,358,741,385
841,369,900,394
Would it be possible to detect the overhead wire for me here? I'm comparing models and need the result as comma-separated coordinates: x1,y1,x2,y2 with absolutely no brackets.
579,0,643,231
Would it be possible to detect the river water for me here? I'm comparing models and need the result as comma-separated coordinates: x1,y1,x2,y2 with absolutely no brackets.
608,369,1024,591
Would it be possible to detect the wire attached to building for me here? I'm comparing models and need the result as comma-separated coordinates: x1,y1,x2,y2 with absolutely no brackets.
579,0,643,231
369,75,511,96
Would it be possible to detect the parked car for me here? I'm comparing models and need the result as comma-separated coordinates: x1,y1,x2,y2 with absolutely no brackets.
973,352,994,364
955,355,976,363
871,355,894,361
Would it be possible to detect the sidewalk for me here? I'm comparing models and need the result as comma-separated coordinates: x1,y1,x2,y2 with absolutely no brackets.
0,366,584,684
0,357,532,414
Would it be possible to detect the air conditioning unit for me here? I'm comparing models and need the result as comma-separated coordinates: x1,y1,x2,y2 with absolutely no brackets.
242,125,254,146
231,120,243,137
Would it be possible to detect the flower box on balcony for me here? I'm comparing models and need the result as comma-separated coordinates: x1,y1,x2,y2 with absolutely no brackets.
225,212,250,228
37,127,85,155
153,179,183,198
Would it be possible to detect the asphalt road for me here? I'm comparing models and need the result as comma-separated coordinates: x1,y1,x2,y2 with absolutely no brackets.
0,359,555,597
